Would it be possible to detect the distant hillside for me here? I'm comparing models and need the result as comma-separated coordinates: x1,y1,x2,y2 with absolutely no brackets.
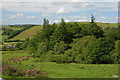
10,25,43,40
2,22,118,41
67,22,118,30
2,26,23,40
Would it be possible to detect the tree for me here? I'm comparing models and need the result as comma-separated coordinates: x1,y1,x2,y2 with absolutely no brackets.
66,22,81,38
60,18,65,27
87,37,115,64
81,22,104,38
43,18,49,29
104,28,118,40
34,42,49,57
51,18,73,43
91,14,95,23
69,36,96,63
53,41,68,55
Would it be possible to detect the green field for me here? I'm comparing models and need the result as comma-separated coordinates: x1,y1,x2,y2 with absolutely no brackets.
2,50,118,78
74,22,118,30
11,25,43,40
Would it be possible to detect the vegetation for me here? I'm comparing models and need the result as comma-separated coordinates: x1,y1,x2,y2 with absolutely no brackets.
2,50,118,78
2,15,119,78
2,25,35,40
27,15,119,64
11,25,43,40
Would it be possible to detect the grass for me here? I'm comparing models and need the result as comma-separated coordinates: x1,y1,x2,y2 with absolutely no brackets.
68,22,118,30
96,23,118,30
11,26,43,40
2,50,118,78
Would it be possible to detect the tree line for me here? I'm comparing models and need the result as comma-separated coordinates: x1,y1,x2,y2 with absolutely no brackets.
26,15,120,64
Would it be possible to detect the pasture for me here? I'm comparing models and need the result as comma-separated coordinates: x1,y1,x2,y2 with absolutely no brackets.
10,26,43,40
2,50,118,78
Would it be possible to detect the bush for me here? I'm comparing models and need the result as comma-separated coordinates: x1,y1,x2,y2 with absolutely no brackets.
51,54,73,63
53,41,69,55
87,37,115,64
39,53,53,62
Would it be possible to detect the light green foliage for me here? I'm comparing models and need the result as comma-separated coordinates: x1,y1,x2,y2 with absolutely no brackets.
35,42,49,57
54,41,68,55
70,36,96,63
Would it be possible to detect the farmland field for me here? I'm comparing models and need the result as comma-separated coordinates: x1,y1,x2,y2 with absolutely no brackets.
10,25,43,40
2,50,118,78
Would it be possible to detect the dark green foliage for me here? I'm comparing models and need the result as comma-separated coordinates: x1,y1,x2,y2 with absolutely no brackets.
2,29,13,35
4,39,23,42
51,54,74,63
15,42,22,48
51,19,73,43
28,16,119,64
104,28,118,40
81,23,104,38
15,42,28,50
87,37,115,64
43,18,49,29
66,22,82,38
91,14,95,23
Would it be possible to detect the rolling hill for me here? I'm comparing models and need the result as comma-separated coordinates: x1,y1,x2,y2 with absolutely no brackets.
3,22,118,41
10,25,43,40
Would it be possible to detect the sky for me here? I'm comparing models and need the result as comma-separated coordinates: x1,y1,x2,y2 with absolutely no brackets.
0,0,119,25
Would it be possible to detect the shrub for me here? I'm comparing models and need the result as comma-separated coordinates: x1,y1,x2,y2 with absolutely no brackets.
51,54,73,63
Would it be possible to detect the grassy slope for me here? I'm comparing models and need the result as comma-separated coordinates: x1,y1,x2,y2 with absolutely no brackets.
2,26,22,40
3,22,117,41
76,22,117,30
11,25,43,40
96,23,118,30
2,50,118,78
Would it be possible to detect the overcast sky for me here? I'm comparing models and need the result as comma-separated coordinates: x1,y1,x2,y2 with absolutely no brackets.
0,0,119,25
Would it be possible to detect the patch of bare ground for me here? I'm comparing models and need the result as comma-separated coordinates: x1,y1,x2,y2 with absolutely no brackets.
2,64,25,77
26,69,48,77
2,64,48,78
9,56,32,62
